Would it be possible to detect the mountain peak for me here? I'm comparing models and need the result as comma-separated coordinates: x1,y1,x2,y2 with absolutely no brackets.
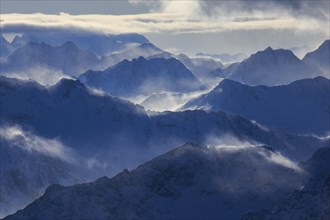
264,46,273,52
60,41,79,50
218,78,243,87
213,79,245,91
319,39,330,49
51,78,86,94
138,42,162,51
302,39,329,76
252,46,296,57
135,56,147,62
259,47,296,57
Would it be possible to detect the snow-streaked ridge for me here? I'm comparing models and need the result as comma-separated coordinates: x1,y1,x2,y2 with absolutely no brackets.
4,142,308,220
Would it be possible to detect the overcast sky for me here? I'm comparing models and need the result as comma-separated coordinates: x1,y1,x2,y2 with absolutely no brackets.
1,0,329,56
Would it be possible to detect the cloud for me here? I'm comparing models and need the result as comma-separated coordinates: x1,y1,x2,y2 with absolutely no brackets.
0,8,327,36
132,0,329,21
206,134,304,173
1,66,72,86
0,125,75,162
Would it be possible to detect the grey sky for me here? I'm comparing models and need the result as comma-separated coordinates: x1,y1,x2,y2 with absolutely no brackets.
1,0,329,56
0,0,149,15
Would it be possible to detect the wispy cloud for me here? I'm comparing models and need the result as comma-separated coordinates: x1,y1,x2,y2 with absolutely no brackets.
0,125,75,162
1,66,72,86
206,134,304,173
0,8,327,36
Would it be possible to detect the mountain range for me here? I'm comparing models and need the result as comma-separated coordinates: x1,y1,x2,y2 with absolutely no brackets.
243,147,330,220
10,32,149,56
1,41,101,77
1,76,327,161
0,39,224,91
207,41,329,86
100,42,165,68
5,143,329,220
225,47,321,86
182,77,330,135
79,56,204,98
1,31,330,220
0,73,327,216
100,42,225,85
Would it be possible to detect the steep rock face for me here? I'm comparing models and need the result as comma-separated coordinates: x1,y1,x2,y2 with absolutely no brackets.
5,143,306,220
303,40,330,77
242,147,330,220
182,77,330,135
79,57,203,98
1,41,101,77
226,47,320,86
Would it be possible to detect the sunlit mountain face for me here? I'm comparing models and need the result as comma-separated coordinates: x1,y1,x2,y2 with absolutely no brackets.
1,0,329,219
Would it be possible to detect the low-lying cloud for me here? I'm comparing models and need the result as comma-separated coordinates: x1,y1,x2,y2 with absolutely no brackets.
206,134,304,173
0,125,75,162
0,66,72,86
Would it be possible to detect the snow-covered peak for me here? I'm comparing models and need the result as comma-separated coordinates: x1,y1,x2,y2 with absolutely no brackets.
50,78,86,91
100,42,165,68
5,142,306,220
48,78,88,98
137,42,163,52
59,41,79,51
79,56,203,98
304,40,330,59
10,32,149,56
242,147,330,220
1,41,101,78
225,47,320,86
264,46,273,51
249,47,299,65
303,39,330,76
181,77,330,135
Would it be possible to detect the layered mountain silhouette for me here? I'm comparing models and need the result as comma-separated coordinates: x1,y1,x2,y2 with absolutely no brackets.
182,77,330,135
